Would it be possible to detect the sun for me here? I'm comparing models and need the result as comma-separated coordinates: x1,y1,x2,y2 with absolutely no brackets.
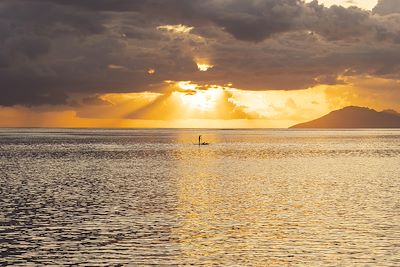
178,89,222,111
173,81,223,111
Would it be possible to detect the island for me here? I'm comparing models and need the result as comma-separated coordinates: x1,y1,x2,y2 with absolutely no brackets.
290,106,400,128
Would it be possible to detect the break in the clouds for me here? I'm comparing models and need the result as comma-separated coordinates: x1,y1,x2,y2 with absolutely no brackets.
0,0,400,106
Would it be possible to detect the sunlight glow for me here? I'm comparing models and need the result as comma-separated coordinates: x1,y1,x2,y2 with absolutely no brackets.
177,81,198,91
195,58,214,72
175,81,223,111
157,24,194,34
108,64,127,70
197,63,214,72
5,75,396,128
176,89,223,112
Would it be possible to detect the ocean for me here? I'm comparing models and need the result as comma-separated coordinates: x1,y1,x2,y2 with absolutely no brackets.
1,128,399,266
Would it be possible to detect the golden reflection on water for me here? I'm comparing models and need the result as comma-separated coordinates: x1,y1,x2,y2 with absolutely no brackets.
170,131,400,266
172,134,289,265
0,129,399,266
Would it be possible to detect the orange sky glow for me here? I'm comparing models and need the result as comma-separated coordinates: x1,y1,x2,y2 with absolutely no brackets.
1,76,398,128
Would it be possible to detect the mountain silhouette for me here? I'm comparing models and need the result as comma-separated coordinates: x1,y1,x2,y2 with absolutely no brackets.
290,106,400,128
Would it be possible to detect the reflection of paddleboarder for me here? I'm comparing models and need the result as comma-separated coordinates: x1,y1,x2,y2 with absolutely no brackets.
198,135,202,145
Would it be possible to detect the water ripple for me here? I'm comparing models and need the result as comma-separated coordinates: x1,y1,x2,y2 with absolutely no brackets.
0,129,399,266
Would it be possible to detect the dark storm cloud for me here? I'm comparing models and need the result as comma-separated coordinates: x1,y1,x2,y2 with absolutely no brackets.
0,0,109,105
42,0,145,11
190,0,306,42
0,0,400,106
38,0,399,42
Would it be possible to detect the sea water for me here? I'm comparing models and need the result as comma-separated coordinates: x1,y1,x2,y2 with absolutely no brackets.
0,129,399,266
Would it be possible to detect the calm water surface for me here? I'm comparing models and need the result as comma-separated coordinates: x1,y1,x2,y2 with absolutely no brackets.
0,129,399,266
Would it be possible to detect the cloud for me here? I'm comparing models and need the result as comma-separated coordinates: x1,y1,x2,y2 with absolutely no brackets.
0,0,399,108
39,0,400,42
373,0,400,15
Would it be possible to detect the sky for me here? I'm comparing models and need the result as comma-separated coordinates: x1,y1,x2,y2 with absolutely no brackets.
0,0,399,128
309,0,378,9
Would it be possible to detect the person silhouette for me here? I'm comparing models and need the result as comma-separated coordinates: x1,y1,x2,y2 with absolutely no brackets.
198,135,202,145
